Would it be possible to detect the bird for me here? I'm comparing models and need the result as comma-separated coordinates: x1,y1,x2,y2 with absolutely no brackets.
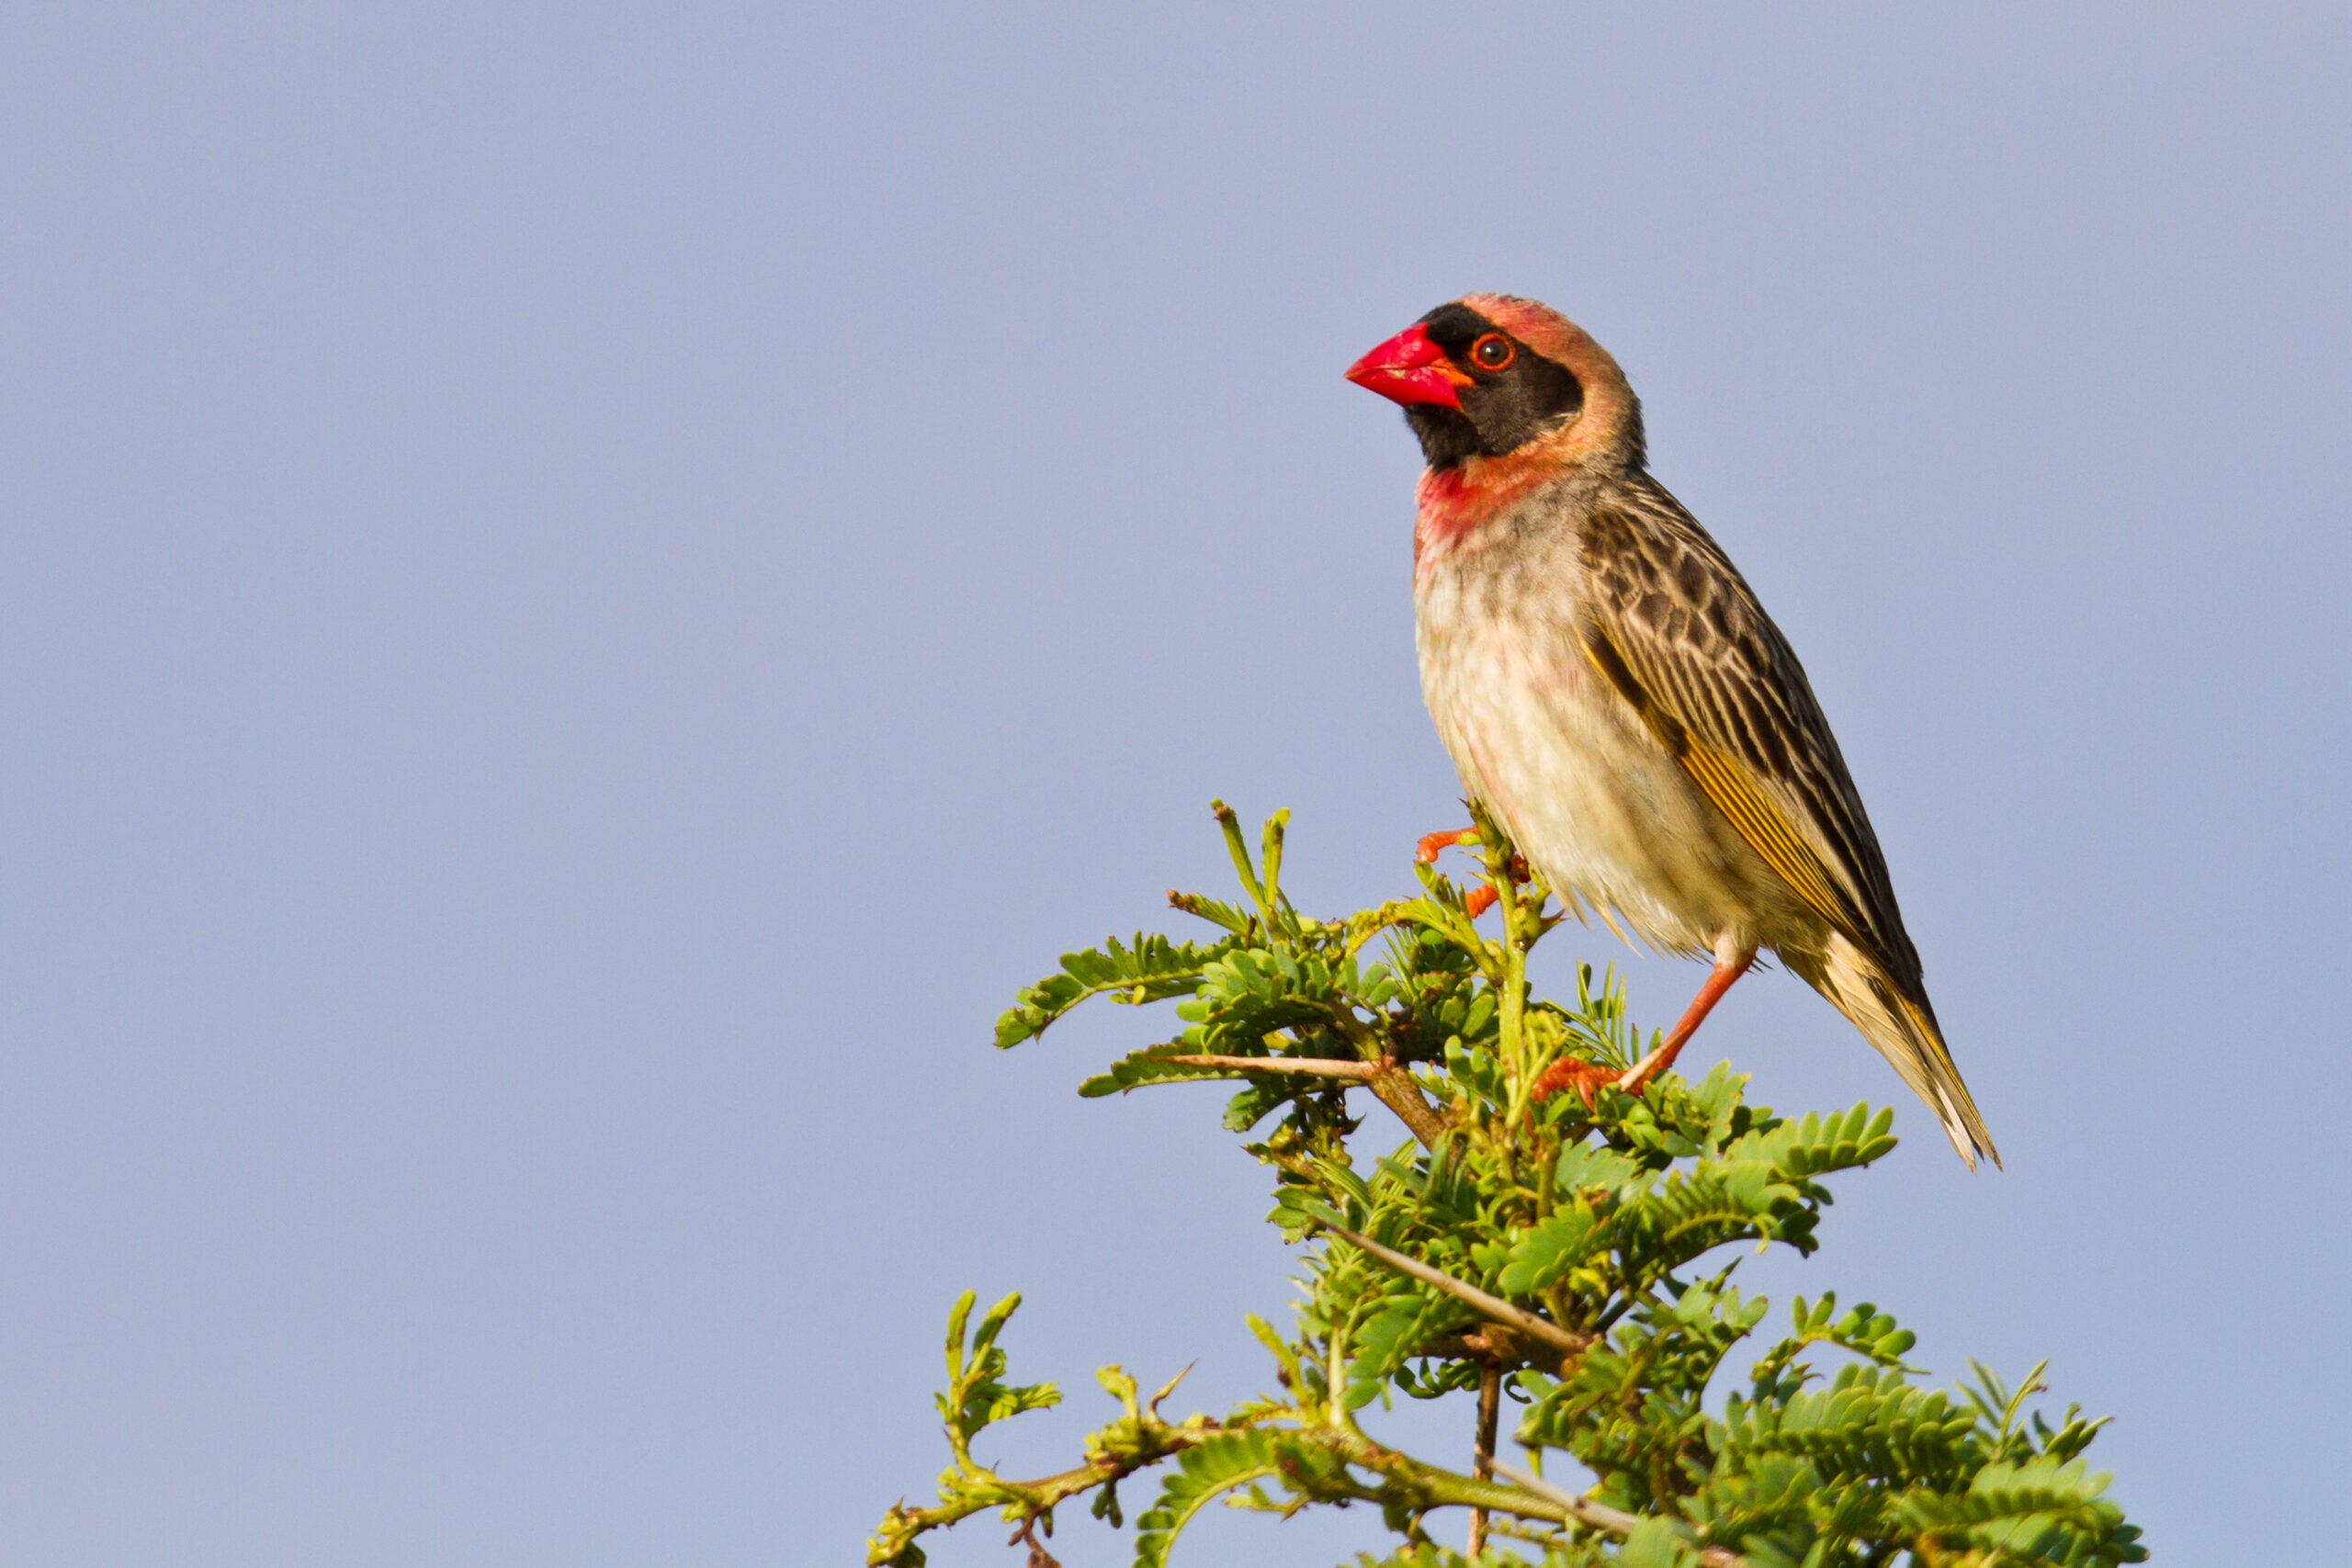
1345,295,1998,1169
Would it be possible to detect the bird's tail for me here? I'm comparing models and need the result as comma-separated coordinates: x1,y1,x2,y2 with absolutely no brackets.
1804,932,2000,1170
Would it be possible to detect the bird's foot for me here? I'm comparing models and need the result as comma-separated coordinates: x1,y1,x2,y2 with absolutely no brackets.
1416,827,1479,863
1459,854,1531,919
1419,829,1530,919
1529,1057,1622,1108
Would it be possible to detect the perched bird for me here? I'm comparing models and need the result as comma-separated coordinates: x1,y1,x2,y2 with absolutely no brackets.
1346,296,1997,1169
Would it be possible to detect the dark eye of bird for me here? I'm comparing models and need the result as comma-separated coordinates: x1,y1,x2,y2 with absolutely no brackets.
1471,333,1514,371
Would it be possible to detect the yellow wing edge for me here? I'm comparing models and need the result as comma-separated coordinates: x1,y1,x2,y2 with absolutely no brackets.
1579,627,1854,935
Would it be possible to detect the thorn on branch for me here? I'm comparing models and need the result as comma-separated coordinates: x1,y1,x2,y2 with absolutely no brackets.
1148,1361,1196,1416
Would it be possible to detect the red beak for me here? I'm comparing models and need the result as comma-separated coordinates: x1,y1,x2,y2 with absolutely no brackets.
1345,322,1468,410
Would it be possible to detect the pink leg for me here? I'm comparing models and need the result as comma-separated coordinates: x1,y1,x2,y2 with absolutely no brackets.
1530,947,1757,1107
1615,949,1757,1092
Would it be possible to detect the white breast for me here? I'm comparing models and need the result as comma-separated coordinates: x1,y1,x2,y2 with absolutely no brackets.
1413,525,1792,959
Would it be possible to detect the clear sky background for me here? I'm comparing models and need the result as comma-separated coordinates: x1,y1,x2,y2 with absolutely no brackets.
3,5,2346,1564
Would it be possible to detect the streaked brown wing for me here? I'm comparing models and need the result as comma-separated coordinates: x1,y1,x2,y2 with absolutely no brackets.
1577,489,1924,989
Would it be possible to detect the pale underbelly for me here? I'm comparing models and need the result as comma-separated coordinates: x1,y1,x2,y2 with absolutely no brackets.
1420,637,1804,959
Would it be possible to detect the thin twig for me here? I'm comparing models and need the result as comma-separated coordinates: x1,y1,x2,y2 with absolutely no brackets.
1467,1361,1500,1557
1365,1061,1448,1148
1319,1223,1589,1361
1009,1512,1062,1568
1155,1054,1448,1148
1151,1054,1379,1082
1490,1462,1748,1568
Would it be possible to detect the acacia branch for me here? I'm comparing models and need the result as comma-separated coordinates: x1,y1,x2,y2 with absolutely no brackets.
1316,1429,1740,1559
1492,1461,1749,1567
1155,1053,1447,1147
1468,1360,1501,1557
1152,1054,1378,1081
868,1363,1217,1566
1365,1061,1448,1147
1319,1222,1589,1362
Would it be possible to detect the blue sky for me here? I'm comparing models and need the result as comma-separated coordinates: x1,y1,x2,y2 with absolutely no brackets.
3,5,2346,1562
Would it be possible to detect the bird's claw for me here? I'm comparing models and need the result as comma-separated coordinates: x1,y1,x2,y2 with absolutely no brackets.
1529,1057,1622,1108
1421,830,1530,919
1416,827,1479,864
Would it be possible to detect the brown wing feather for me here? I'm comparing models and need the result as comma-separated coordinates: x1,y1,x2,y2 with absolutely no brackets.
1577,484,1925,994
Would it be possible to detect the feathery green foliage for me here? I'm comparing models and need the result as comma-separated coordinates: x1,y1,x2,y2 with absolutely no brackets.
868,805,2142,1567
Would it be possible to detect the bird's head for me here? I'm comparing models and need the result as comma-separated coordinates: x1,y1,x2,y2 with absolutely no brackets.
1346,295,1644,476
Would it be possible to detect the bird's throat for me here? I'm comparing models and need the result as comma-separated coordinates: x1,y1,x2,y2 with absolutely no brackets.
1413,456,1560,569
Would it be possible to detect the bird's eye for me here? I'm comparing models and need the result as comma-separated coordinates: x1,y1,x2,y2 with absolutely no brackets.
1470,333,1515,371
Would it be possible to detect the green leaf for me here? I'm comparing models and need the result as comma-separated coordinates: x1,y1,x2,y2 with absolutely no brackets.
1078,1042,1266,1097
1498,1206,1600,1295
995,933,1239,1049
1133,1431,1285,1568
1168,889,1255,934
1552,1142,1642,1198
873,807,2141,1568
1344,1283,1474,1409
1617,1517,1703,1567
